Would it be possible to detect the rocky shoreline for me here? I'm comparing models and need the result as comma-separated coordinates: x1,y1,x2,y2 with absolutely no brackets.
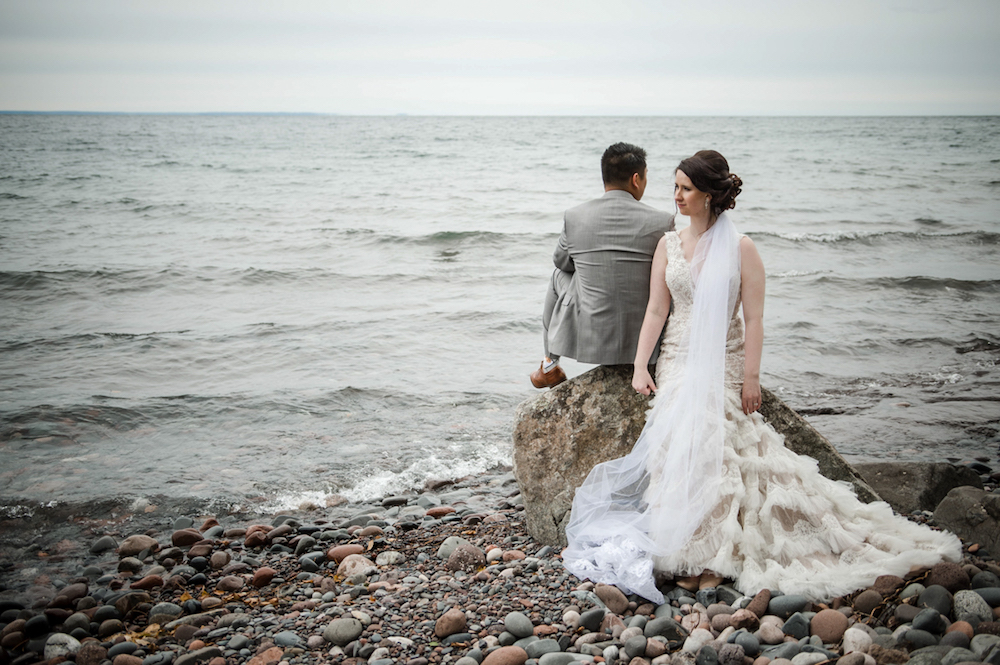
2,466,999,665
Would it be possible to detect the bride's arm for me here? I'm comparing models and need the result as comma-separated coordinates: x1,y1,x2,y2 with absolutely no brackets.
740,236,766,414
632,236,671,395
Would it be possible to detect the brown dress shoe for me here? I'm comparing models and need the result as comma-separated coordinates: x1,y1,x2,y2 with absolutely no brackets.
530,362,567,388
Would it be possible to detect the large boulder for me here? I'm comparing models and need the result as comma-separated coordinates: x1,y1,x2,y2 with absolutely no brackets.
512,365,880,547
854,462,984,514
934,486,1000,555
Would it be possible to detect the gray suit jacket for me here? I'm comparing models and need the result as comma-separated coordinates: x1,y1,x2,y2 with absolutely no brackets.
547,190,674,365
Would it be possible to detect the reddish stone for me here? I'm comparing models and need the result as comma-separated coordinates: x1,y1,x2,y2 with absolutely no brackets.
1,632,25,649
247,646,284,665
245,524,272,538
357,525,384,537
244,531,267,548
76,643,109,665
327,544,365,563
947,621,974,640
645,640,668,658
745,589,771,619
595,583,629,614
534,625,559,636
189,639,205,650
872,575,905,596
113,655,143,665
199,517,220,531
481,646,528,665
187,542,214,558
216,575,245,592
435,607,467,637
730,609,760,631
975,621,1000,635
502,550,527,562
44,607,72,623
208,658,227,665
171,529,203,547
118,534,160,557
174,624,198,643
130,575,164,590
926,562,971,593
426,506,456,518
483,513,508,523
58,582,89,602
811,609,849,643
266,524,294,541
210,551,230,569
201,597,223,610
252,567,277,588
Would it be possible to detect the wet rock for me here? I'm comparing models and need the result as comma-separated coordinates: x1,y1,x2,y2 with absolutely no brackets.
171,528,203,547
855,462,984,513
118,534,159,557
935,487,1000,559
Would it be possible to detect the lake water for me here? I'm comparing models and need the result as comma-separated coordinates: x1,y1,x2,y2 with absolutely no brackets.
1,114,998,510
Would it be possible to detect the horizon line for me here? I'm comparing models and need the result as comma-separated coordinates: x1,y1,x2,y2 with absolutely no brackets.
2,110,1000,118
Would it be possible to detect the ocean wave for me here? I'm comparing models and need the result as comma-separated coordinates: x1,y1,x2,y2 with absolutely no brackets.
752,230,1000,245
262,445,513,511
813,275,1000,293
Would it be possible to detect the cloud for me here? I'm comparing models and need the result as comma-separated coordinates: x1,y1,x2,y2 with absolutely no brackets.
0,0,997,113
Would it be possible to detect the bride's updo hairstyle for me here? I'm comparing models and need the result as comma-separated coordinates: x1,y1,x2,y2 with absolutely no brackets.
677,150,743,218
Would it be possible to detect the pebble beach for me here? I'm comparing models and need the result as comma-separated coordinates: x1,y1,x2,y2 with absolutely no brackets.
1,466,999,665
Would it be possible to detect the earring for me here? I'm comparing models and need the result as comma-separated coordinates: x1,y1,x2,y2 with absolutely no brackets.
704,197,710,210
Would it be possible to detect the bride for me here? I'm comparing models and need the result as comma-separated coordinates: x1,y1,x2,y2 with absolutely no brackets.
561,150,961,604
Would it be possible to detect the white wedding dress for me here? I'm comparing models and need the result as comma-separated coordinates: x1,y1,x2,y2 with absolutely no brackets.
563,229,962,603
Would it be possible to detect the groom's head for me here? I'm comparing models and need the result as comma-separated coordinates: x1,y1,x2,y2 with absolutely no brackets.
602,142,648,200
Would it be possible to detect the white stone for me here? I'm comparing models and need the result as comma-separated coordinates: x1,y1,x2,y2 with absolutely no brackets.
842,627,873,654
44,634,81,660
791,653,828,665
682,628,715,653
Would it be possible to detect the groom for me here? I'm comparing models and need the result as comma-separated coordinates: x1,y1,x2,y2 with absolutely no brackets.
531,142,675,388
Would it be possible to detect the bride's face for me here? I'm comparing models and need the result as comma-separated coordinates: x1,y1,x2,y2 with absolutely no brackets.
674,169,709,216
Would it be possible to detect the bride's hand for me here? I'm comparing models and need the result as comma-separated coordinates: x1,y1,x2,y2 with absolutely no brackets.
632,367,657,395
742,378,762,414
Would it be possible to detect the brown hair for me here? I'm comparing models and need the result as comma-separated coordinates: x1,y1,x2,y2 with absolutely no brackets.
676,150,743,217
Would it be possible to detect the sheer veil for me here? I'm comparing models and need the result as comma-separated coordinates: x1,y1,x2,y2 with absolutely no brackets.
562,212,742,603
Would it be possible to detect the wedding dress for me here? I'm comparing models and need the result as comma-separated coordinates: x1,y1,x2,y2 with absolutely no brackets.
562,220,962,604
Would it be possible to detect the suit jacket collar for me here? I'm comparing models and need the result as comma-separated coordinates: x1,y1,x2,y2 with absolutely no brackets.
603,189,639,202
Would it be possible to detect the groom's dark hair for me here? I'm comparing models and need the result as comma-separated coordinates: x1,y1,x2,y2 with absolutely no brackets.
601,142,647,186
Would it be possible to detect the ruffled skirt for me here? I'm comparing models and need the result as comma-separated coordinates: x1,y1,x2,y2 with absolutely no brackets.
648,387,963,600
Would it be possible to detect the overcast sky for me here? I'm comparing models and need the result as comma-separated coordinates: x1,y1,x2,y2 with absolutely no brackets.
1,0,998,115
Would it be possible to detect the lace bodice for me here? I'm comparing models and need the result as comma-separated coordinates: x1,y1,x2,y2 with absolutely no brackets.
657,231,746,389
